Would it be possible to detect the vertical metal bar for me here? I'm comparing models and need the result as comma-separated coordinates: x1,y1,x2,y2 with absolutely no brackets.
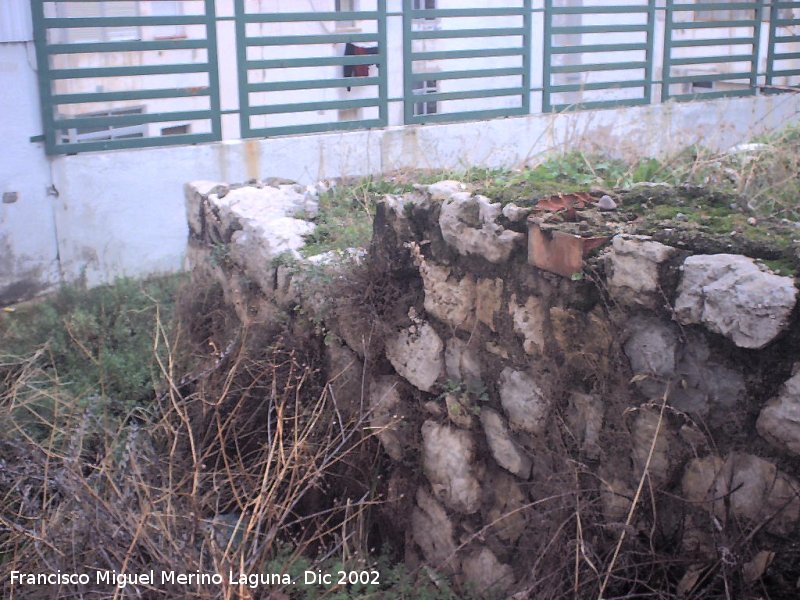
402,0,414,124
661,0,673,101
377,0,388,126
31,0,57,154
750,0,764,91
542,0,552,112
766,0,777,87
522,0,532,115
233,0,251,138
205,0,222,141
644,0,656,105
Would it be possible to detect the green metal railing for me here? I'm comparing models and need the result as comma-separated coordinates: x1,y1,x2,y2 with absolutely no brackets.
662,1,762,102
30,1,800,154
402,0,531,125
234,0,388,138
767,1,800,89
543,1,656,112
32,0,221,155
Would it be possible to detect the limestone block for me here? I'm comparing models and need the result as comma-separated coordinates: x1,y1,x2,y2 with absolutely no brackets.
623,316,679,377
476,277,504,331
757,366,800,457
460,548,515,596
509,294,546,355
498,367,548,435
369,376,409,461
566,392,603,460
439,192,524,263
480,408,532,479
682,453,800,535
607,235,677,306
444,338,482,389
674,254,797,349
631,407,679,487
426,180,466,202
486,470,528,543
502,202,532,222
421,420,482,514
411,487,459,574
419,261,476,330
184,181,228,238
385,322,444,392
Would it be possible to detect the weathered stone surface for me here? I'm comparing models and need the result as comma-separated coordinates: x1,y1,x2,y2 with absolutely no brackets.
386,322,444,392
756,366,800,457
566,392,603,460
509,294,546,355
460,548,515,596
682,453,800,535
475,277,503,332
486,470,528,543
631,407,679,487
498,368,548,435
624,316,679,377
674,254,797,349
325,342,363,422
501,202,532,222
439,192,524,263
419,261,476,330
444,394,477,430
214,184,318,231
607,235,676,306
421,421,482,514
426,180,466,202
184,180,229,237
369,376,409,461
444,338,482,389
480,408,532,479
411,487,459,574
599,476,634,522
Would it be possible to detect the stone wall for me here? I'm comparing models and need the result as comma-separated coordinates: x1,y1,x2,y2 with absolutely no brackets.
185,178,800,598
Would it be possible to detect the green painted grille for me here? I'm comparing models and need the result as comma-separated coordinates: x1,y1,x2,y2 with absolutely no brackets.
234,0,388,138
662,1,763,102
32,0,221,155
767,1,800,89
401,0,531,125
542,1,656,112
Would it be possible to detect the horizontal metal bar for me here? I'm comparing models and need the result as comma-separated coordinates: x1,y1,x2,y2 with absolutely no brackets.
667,71,753,83
549,79,648,93
248,76,379,93
410,8,523,18
765,67,800,77
247,97,378,115
247,55,380,69
551,61,647,74
412,27,524,40
670,2,760,10
669,54,754,66
671,37,755,48
51,87,210,105
551,43,647,55
241,11,377,23
408,107,523,125
54,110,211,129
775,35,800,44
47,39,208,55
552,24,647,35
414,87,523,102
411,67,524,81
668,89,755,102
672,20,757,29
245,118,383,138
50,63,209,79
551,5,650,14
44,16,207,28
49,132,218,155
411,47,523,61
773,52,800,61
550,98,649,112
246,33,378,46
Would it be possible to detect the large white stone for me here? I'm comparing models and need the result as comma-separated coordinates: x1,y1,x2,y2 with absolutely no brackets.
498,368,548,435
756,367,800,457
623,316,679,377
385,322,444,392
674,254,797,349
426,180,467,202
444,337,482,389
460,548,515,596
509,294,546,355
421,420,482,514
369,376,408,462
419,261,476,330
439,192,524,263
480,408,532,479
607,235,677,306
411,487,459,574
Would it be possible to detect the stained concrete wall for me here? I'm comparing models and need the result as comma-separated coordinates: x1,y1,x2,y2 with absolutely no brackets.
3,85,800,302
0,42,60,304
